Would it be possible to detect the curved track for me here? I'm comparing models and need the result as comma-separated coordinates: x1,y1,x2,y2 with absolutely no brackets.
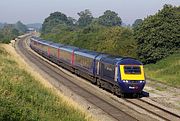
16,36,180,121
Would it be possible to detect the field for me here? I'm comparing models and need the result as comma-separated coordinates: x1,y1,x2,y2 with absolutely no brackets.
145,53,180,87
0,45,92,121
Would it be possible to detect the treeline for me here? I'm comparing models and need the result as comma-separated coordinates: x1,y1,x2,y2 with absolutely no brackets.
134,5,180,63
0,21,27,43
41,10,137,58
41,4,180,64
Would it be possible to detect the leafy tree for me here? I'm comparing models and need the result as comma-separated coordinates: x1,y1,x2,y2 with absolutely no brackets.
98,10,122,26
0,32,4,41
48,12,68,22
132,19,143,28
134,5,180,64
15,21,27,33
95,27,137,57
67,17,77,26
77,9,93,27
42,12,69,34
0,24,19,43
12,28,19,36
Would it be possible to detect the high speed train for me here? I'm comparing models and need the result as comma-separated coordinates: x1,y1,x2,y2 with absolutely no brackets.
30,36,146,97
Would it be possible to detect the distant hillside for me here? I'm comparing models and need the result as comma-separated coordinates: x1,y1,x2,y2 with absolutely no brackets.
26,23,42,30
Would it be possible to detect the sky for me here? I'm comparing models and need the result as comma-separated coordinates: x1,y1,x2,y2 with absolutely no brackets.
0,0,180,25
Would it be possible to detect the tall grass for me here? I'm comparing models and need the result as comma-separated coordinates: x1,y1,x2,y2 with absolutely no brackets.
0,46,90,121
145,53,180,87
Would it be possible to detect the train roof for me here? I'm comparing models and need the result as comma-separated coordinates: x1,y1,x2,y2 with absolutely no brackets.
100,55,123,64
74,49,100,59
49,43,64,48
31,37,56,46
60,45,79,52
101,55,142,65
40,40,54,46
120,58,143,65
30,36,142,65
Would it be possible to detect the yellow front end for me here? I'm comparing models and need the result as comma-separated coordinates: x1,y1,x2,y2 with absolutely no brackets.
120,65,145,80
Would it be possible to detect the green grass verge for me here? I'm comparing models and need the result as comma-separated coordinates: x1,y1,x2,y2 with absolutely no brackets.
0,46,88,121
145,53,180,87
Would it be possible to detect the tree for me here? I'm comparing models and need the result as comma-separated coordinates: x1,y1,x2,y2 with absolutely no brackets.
15,21,27,33
134,5,180,64
42,12,69,34
67,17,77,26
77,9,93,27
0,32,4,43
98,10,122,26
96,27,137,57
132,19,143,28
12,28,19,36
0,24,20,43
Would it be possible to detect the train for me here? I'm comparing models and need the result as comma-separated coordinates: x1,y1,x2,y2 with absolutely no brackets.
30,36,146,97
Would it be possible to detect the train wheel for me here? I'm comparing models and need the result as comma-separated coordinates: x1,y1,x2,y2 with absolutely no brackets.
120,93,124,98
111,85,116,94
75,69,79,76
97,79,101,87
91,77,97,84
114,86,121,97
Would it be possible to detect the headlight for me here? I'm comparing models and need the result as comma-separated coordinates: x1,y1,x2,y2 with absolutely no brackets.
123,80,129,83
140,80,145,83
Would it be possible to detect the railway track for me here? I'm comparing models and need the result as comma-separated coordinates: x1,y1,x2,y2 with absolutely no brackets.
16,36,180,121
124,98,180,121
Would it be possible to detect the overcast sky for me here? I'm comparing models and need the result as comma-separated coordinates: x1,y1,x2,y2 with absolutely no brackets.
0,0,180,24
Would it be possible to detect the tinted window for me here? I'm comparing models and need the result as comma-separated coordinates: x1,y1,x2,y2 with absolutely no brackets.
102,63,115,79
75,54,93,69
60,50,72,61
124,66,141,74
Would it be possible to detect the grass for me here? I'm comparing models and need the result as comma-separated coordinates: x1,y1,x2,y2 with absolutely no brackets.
145,53,180,87
0,45,92,121
155,86,167,91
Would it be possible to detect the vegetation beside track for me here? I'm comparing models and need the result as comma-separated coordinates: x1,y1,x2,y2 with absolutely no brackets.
0,46,91,121
145,53,180,87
